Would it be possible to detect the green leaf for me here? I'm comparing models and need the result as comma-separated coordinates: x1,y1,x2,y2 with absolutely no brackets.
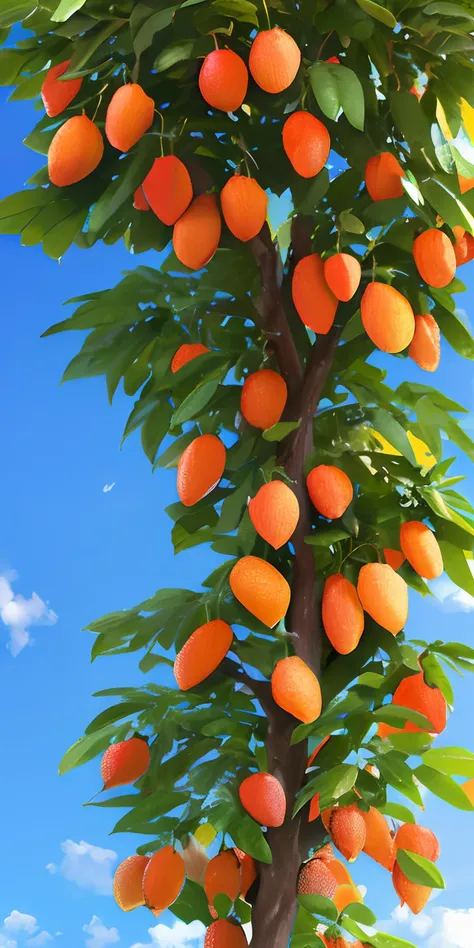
297,894,338,922
88,139,157,236
262,420,301,442
132,6,179,57
421,652,454,707
435,302,474,360
373,705,434,730
0,0,36,27
309,62,339,122
305,526,351,546
333,65,365,131
414,764,474,810
171,380,219,427
85,702,146,734
339,210,365,234
422,746,474,777
419,488,474,537
379,802,416,823
52,0,87,22
170,879,213,926
396,850,445,889
294,764,358,814
229,813,272,864
341,902,377,925
59,724,128,775
368,409,418,466
355,0,397,27
425,1,474,17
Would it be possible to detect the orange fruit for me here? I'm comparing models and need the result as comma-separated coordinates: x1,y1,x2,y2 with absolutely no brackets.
229,555,290,627
142,846,185,913
113,855,149,911
271,656,322,723
199,48,248,112
361,282,415,353
328,804,366,862
171,342,209,373
48,115,104,186
133,186,149,211
322,573,364,655
365,152,406,201
307,735,330,768
309,792,321,822
454,230,474,265
413,228,456,288
239,772,286,826
357,563,408,635
383,548,405,571
334,883,363,913
361,807,395,871
408,314,440,372
306,465,353,520
392,862,431,914
327,56,340,64
297,859,337,898
234,848,256,898
101,737,150,790
204,919,248,948
240,368,287,429
323,254,361,302
329,858,354,887
313,843,335,862
105,83,154,152
174,619,233,690
282,111,330,178
292,253,338,334
173,193,221,270
143,155,193,225
391,671,447,734
463,777,474,804
248,480,299,549
177,433,226,507
400,521,443,579
394,823,440,862
459,174,474,195
249,27,301,94
221,174,268,242
41,59,82,117
204,850,241,917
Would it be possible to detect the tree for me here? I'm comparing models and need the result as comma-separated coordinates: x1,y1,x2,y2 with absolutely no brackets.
3,0,474,945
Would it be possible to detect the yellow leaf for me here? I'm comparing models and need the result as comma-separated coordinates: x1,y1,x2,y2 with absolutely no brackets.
407,431,436,470
194,822,217,847
461,98,474,146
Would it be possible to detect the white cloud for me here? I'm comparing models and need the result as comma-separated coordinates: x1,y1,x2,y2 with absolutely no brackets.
4,912,38,935
0,571,58,656
83,917,119,948
391,903,410,924
431,562,474,613
130,920,206,948
45,864,57,875
427,907,474,947
103,484,115,493
357,885,367,899
27,934,53,947
0,937,17,948
412,914,433,937
60,840,117,895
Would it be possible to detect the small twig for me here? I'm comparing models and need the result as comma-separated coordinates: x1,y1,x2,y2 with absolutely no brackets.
316,30,334,60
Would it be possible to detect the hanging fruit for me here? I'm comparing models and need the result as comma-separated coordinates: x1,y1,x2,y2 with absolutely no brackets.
173,194,221,270
282,111,330,178
143,156,193,226
249,27,301,94
221,174,268,242
199,48,248,112
292,253,338,334
105,83,154,152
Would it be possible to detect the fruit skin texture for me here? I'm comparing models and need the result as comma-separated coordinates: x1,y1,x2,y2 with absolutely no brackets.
204,850,241,917
174,619,233,690
173,194,221,270
113,855,149,911
240,368,287,429
306,465,353,520
271,656,322,724
454,229,474,265
143,155,193,225
142,846,185,913
361,282,415,353
413,228,456,288
333,883,363,913
133,186,149,211
204,919,248,948
105,83,154,151
292,253,338,334
394,823,440,862
282,111,330,178
230,555,290,627
234,848,256,898
357,563,408,635
171,342,209,373
392,862,431,914
239,772,286,827
101,737,150,789
400,520,443,579
221,174,268,242
322,573,364,655
329,804,366,862
365,152,406,201
199,48,248,112
297,858,338,898
177,433,226,507
41,60,82,117
248,480,299,549
249,27,301,94
391,671,447,734
409,314,440,372
323,253,361,302
361,807,395,871
48,115,104,186
384,548,405,571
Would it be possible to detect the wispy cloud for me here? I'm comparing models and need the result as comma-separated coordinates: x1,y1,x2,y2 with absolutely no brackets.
431,562,474,612
58,841,117,896
83,917,119,948
0,571,57,656
386,898,474,946
4,913,38,936
27,934,53,948
102,484,115,493
129,920,205,948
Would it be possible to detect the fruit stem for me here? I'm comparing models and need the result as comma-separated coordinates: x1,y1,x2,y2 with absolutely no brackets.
155,109,165,157
92,84,108,122
261,0,271,30
211,31,219,50
317,30,334,60
340,541,381,567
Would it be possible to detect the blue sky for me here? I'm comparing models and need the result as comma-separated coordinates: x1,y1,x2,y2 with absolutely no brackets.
1,69,474,948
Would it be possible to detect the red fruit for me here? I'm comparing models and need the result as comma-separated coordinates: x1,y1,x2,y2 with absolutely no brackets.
327,56,340,64
171,342,209,373
384,548,405,571
361,807,395,871
173,194,221,270
306,465,353,520
391,671,447,734
240,368,287,429
292,253,338,334
177,433,226,507
394,823,440,862
309,793,321,822
101,737,150,790
454,229,474,265
313,843,335,863
400,520,443,579
199,49,248,112
48,115,104,187
204,850,241,917
408,314,440,372
322,573,364,655
271,656,322,724
248,480,299,549
105,83,154,152
239,772,286,827
365,152,406,201
133,186,149,211
221,174,268,242
413,228,456,288
329,804,366,862
113,855,149,911
234,848,256,898
174,619,233,690
361,282,415,353
297,858,337,898
41,60,82,117
143,155,193,226
204,919,248,948
410,84,423,101
357,563,408,635
323,253,361,302
282,111,330,178
249,27,301,94
392,862,431,914
142,846,185,913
